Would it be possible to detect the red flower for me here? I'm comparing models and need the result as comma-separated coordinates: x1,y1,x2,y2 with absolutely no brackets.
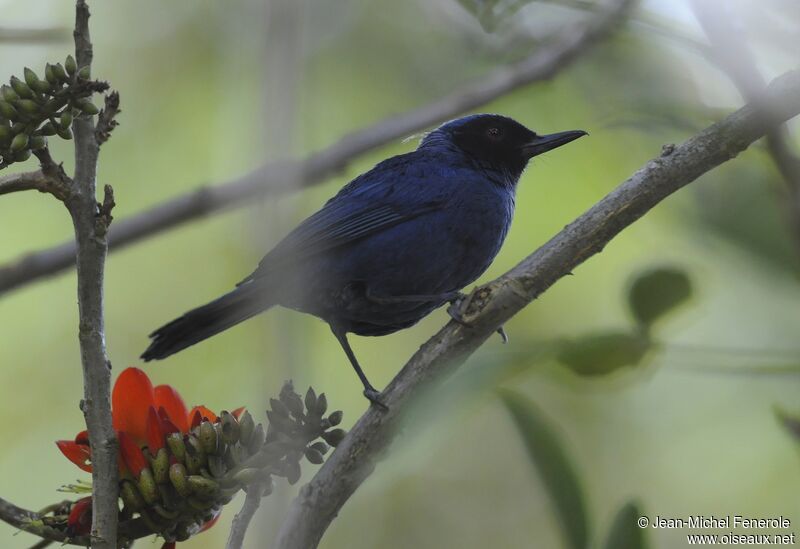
56,367,240,542
66,497,92,537
57,367,232,474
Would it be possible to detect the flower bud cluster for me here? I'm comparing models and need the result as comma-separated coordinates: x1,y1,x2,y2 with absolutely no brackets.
0,56,106,168
114,383,342,544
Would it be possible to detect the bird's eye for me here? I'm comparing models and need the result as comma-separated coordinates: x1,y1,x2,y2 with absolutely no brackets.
486,127,502,140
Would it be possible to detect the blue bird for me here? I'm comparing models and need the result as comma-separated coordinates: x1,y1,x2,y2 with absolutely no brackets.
142,114,586,406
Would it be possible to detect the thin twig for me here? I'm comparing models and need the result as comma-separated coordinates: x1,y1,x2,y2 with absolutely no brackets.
273,70,800,549
0,495,151,547
0,0,633,296
69,2,118,548
691,0,800,256
0,169,67,199
226,484,264,549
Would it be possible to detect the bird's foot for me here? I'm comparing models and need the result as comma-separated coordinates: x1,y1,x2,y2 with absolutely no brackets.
363,386,389,411
447,293,508,344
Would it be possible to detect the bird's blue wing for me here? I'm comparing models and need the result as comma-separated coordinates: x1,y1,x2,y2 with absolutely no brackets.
239,153,448,284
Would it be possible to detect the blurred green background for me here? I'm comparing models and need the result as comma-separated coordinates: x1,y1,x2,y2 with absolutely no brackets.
1,0,799,547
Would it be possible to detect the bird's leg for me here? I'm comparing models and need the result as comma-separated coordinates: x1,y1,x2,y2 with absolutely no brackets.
446,292,508,344
330,325,388,410
365,288,464,305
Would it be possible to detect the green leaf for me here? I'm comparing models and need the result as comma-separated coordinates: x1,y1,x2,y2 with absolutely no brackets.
557,332,651,376
628,267,692,328
603,501,649,549
499,390,589,549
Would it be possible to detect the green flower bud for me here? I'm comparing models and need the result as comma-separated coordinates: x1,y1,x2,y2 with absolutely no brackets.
16,99,39,114
65,55,77,75
206,454,226,478
227,443,247,466
188,475,220,499
11,122,26,134
282,390,305,417
137,468,159,505
285,459,301,485
220,411,240,445
57,127,73,140
120,480,146,511
315,393,328,416
78,65,91,80
44,63,58,84
238,411,255,446
166,432,186,462
248,423,266,454
185,435,205,474
310,441,329,455
270,398,289,418
29,135,46,150
23,68,38,88
53,63,68,82
150,447,170,484
198,420,219,455
38,122,56,136
9,76,33,99
169,462,191,498
304,447,324,464
0,85,18,102
13,149,31,162
60,111,72,130
321,428,346,447
305,388,317,412
10,133,28,152
327,410,343,426
0,101,18,121
75,99,99,115
0,124,10,146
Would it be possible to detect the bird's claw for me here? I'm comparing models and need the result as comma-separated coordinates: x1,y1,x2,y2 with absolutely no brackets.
447,293,508,344
496,325,509,344
363,387,389,411
446,292,471,326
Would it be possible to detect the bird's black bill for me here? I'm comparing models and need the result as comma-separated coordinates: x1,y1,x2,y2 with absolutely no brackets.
521,130,587,158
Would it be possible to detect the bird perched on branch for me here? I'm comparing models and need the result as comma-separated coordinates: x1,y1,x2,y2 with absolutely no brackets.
142,114,586,407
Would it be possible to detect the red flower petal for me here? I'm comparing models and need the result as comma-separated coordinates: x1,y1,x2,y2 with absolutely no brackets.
119,431,148,476
154,384,189,433
232,407,246,419
112,368,155,443
199,510,221,532
56,440,92,472
189,405,218,424
190,409,203,429
158,411,181,436
161,543,176,549
67,497,93,537
75,430,89,445
146,406,165,452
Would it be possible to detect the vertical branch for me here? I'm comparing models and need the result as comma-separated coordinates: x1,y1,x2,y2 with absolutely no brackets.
69,1,117,548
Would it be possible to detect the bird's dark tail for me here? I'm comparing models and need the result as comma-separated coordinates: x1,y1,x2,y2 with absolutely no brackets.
141,283,271,361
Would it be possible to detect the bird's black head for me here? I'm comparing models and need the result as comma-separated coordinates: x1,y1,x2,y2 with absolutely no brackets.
424,114,587,178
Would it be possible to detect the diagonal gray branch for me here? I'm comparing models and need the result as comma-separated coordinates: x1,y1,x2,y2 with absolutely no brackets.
0,0,633,296
273,70,800,549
